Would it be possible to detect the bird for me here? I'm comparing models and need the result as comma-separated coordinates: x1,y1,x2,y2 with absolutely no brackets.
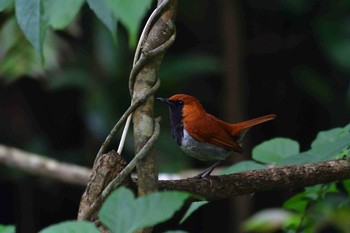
157,94,276,178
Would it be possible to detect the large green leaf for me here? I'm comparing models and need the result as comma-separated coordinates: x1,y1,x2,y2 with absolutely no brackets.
107,0,153,46
252,138,300,164
15,0,47,56
39,221,99,233
42,0,84,30
99,187,191,233
278,125,350,165
87,0,118,41
311,127,344,149
221,160,266,175
0,225,15,233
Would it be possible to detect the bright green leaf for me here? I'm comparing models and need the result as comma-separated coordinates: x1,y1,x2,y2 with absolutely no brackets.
39,221,99,233
87,0,118,41
99,187,191,233
180,201,208,224
221,160,266,175
42,0,84,30
15,0,48,57
107,0,153,46
0,0,13,11
0,225,15,233
283,192,309,213
252,138,300,164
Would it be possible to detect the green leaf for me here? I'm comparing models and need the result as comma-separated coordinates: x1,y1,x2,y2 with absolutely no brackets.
39,221,99,233
283,192,308,213
252,138,300,164
15,0,48,57
107,0,153,46
42,0,84,29
0,225,15,233
311,127,344,149
87,0,118,41
0,0,13,11
278,131,350,166
180,201,208,224
221,160,266,175
99,187,191,233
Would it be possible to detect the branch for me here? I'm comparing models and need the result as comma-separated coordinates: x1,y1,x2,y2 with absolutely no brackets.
158,159,350,200
0,144,90,185
1,143,349,202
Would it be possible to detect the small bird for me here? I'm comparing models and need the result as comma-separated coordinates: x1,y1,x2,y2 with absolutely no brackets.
157,94,276,178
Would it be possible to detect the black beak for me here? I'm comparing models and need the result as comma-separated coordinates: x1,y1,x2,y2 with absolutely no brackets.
156,97,174,106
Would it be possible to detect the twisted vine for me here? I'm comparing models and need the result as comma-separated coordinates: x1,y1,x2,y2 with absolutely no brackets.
81,0,176,220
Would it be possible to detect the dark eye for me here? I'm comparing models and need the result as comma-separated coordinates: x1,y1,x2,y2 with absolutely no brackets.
177,100,184,105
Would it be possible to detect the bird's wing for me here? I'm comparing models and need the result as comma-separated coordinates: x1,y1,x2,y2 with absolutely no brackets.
185,114,243,153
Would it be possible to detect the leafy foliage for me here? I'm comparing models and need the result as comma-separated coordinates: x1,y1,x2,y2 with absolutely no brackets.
252,138,300,164
224,123,350,175
107,0,153,46
99,187,191,233
12,0,153,59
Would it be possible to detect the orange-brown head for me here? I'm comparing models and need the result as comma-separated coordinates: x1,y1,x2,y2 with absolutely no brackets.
168,94,206,119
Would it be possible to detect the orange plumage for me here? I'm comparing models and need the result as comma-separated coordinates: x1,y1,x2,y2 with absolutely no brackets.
158,94,276,177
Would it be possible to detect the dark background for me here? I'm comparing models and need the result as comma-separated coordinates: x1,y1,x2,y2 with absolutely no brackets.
1,0,350,232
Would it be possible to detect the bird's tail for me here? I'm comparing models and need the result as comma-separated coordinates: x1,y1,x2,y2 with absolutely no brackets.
230,114,277,137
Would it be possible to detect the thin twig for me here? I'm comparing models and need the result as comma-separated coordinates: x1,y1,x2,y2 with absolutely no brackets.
81,118,161,220
94,78,160,165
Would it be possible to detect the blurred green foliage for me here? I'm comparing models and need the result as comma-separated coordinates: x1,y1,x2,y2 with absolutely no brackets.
1,0,350,232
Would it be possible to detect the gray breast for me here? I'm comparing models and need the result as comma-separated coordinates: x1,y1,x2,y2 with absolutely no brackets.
180,129,231,161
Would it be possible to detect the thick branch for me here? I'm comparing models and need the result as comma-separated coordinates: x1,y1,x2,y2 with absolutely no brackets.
158,159,350,200
0,144,90,185
1,144,349,201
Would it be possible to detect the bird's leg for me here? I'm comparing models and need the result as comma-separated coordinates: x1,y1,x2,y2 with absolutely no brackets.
194,161,222,178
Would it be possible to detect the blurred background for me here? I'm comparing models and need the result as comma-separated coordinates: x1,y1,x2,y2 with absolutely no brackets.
1,0,350,232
